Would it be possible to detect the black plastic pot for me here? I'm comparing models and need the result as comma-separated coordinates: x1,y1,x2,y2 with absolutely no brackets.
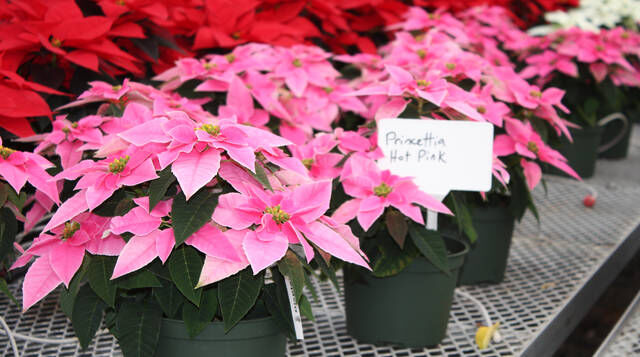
599,115,633,159
551,125,603,179
344,237,468,348
155,316,287,357
457,205,515,285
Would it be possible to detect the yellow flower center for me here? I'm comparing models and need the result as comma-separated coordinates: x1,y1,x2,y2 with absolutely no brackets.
323,87,334,94
62,127,71,134
50,37,62,47
62,221,81,240
264,205,290,224
225,54,236,63
302,158,314,169
622,32,630,39
109,155,130,174
374,183,392,197
477,105,487,114
116,0,126,5
203,62,215,70
231,31,241,40
198,124,221,136
292,58,302,68
416,79,431,87
445,62,456,70
527,141,539,154
529,90,542,98
417,49,426,59
112,85,122,92
0,146,15,159
71,122,79,128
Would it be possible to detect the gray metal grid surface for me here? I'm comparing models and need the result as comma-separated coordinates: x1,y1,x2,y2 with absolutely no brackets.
595,290,640,357
1,128,640,356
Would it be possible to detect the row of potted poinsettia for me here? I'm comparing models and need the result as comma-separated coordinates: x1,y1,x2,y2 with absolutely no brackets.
1,5,639,356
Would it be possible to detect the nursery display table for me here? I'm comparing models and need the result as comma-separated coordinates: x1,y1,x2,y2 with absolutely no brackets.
595,289,640,357
1,130,640,357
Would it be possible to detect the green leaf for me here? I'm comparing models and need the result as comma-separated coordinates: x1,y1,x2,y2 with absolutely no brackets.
116,301,162,357
218,268,263,332
148,167,176,211
0,183,8,207
385,209,408,248
7,189,26,210
171,190,218,245
299,294,314,322
372,237,415,278
116,269,163,289
408,224,450,275
263,271,295,339
182,287,218,338
168,245,203,306
449,192,478,243
0,207,17,262
71,285,106,349
0,278,17,306
314,250,340,291
277,252,305,301
251,163,273,191
131,38,159,60
93,189,135,217
153,279,185,319
60,259,90,317
450,193,477,244
88,256,117,307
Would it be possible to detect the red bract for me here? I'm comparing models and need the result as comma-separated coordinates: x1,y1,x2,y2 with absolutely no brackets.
0,0,145,75
414,0,577,27
0,71,68,137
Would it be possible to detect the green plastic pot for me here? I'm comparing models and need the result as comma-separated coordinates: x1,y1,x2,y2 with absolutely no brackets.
551,125,603,179
457,205,515,285
155,316,287,357
344,237,468,348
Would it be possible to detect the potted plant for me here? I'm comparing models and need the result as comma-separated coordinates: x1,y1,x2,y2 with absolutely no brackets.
341,8,580,290
520,27,640,175
11,80,370,357
332,154,465,348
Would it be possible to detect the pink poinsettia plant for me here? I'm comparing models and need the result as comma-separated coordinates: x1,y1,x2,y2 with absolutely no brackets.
336,7,580,237
10,79,370,356
518,26,640,129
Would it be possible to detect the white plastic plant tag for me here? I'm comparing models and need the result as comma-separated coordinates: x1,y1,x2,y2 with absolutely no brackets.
377,118,494,196
377,119,494,230
283,275,304,340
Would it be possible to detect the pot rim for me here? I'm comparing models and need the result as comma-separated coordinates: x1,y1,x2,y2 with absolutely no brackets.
440,235,469,259
161,314,276,327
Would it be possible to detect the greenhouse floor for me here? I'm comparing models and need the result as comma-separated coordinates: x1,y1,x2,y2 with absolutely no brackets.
1,125,640,357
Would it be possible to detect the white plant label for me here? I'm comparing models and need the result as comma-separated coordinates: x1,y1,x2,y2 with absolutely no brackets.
377,118,494,196
377,118,494,230
284,275,304,340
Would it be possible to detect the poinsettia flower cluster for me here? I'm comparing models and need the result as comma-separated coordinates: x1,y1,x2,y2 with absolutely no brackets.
333,154,452,231
340,7,579,191
519,27,640,88
529,0,640,34
0,0,194,136
155,44,369,145
13,79,370,312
